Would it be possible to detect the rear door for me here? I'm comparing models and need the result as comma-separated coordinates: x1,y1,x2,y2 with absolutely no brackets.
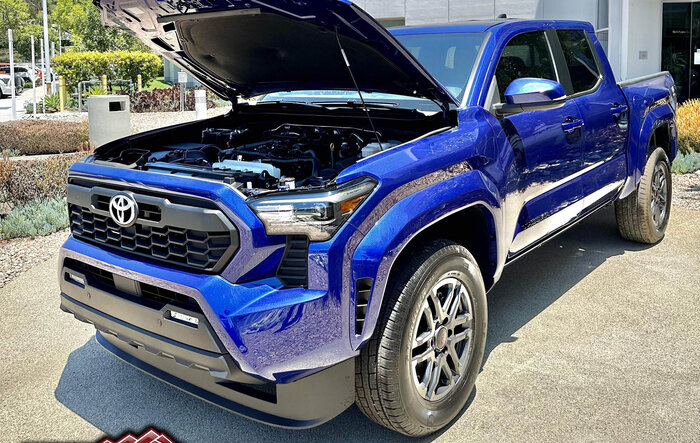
488,30,586,256
554,29,629,209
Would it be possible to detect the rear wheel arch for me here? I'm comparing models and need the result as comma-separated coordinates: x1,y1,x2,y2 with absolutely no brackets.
648,122,674,161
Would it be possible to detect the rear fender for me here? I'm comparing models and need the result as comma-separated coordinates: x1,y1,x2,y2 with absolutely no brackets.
348,170,501,350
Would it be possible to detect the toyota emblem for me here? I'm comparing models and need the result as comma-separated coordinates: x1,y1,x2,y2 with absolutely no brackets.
109,193,138,227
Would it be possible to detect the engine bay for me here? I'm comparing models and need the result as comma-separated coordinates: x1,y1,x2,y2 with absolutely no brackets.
100,123,400,195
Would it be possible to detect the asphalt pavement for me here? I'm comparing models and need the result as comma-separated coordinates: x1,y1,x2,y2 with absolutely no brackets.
1,206,699,442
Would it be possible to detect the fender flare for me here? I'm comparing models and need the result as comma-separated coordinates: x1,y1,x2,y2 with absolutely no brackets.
621,101,677,199
347,169,502,350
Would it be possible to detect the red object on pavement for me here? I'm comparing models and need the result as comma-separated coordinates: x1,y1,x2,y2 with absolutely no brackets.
100,428,175,443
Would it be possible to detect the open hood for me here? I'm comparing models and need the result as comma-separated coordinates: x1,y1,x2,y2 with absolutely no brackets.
95,0,458,109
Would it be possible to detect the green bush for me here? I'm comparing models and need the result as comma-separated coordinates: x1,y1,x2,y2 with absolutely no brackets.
0,120,89,155
0,153,82,206
52,51,163,90
0,197,69,239
672,152,700,174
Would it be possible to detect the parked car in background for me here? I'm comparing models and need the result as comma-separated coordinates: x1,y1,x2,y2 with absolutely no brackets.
0,74,23,97
59,0,677,437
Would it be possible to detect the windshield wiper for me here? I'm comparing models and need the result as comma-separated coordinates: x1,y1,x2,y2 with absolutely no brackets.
314,100,399,110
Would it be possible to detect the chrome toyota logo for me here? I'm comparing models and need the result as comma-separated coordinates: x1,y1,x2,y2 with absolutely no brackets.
108,193,138,227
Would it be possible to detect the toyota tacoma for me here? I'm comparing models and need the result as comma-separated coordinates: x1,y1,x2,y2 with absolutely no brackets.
59,0,677,436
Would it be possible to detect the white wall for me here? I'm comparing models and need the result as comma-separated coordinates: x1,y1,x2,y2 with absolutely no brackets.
621,0,663,79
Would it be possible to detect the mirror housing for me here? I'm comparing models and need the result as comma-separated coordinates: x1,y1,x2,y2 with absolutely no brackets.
504,78,566,105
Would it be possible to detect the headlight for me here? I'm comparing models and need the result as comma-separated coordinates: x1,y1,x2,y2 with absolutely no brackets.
248,177,377,241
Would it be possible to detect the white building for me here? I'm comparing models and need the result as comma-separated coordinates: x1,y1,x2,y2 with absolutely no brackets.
356,0,700,101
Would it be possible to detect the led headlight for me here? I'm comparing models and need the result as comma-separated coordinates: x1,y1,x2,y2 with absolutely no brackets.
248,177,377,241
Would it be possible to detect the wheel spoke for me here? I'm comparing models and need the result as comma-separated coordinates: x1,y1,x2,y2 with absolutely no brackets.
426,353,444,400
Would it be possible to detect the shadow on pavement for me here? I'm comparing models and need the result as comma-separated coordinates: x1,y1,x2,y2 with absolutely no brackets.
54,206,652,442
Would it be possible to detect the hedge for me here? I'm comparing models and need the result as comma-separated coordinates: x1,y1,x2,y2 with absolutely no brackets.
0,153,82,207
0,121,89,155
52,51,163,89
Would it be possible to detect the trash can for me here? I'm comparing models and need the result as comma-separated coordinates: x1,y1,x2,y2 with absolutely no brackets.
87,95,131,147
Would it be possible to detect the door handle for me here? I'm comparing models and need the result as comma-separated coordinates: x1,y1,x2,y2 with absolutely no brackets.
562,118,584,134
611,103,628,117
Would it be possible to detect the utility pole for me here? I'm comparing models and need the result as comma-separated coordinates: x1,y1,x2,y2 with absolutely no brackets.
42,0,52,94
8,29,16,121
31,35,37,116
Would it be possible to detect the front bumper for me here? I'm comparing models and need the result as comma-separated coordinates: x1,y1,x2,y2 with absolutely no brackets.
59,252,355,428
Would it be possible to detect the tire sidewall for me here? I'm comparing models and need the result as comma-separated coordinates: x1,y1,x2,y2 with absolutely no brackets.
640,148,672,241
396,246,487,430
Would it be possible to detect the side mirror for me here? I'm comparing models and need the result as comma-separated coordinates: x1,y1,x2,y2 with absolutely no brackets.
504,78,566,105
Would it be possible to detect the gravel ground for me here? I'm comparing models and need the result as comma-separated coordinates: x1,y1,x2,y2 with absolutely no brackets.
0,229,69,288
672,172,700,210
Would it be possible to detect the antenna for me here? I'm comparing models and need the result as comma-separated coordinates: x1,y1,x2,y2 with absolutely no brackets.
497,13,507,19
335,28,383,150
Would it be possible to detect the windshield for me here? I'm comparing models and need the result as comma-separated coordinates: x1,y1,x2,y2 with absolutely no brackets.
261,32,485,110
394,32,485,102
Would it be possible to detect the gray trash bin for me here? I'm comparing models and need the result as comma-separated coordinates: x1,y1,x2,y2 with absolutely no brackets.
87,95,131,147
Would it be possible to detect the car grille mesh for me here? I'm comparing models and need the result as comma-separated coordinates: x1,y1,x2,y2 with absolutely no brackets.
66,181,238,272
69,204,232,270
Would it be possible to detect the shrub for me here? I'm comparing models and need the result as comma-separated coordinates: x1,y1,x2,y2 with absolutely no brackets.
672,152,700,174
0,121,89,155
128,86,218,113
0,153,82,206
0,197,69,239
676,99,700,155
52,51,163,90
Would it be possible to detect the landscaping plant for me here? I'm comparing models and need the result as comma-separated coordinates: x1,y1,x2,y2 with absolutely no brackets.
0,197,69,239
128,86,218,112
52,51,163,90
676,99,700,155
0,121,89,155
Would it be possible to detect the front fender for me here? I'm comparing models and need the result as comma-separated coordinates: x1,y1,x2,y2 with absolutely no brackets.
348,169,501,350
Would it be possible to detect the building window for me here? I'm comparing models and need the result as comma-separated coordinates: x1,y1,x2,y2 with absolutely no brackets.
596,0,609,55
378,18,406,29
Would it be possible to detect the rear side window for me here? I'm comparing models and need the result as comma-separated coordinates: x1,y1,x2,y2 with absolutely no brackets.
495,31,557,102
557,29,601,93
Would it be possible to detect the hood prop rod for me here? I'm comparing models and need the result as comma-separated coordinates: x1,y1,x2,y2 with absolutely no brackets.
335,28,383,151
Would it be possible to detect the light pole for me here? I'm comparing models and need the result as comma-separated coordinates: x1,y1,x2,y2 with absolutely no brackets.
41,0,51,94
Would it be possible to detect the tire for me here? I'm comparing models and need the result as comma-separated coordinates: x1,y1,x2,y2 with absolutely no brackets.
355,239,487,436
615,147,672,244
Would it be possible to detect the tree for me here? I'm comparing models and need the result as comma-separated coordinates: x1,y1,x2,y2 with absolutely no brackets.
52,0,146,52
0,0,31,50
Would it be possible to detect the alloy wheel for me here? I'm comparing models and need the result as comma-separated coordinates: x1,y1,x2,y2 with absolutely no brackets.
411,275,474,402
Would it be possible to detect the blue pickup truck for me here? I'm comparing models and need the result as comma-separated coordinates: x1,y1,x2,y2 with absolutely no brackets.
59,0,677,436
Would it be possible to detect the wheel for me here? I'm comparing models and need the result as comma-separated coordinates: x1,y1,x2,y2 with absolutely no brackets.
355,239,487,436
615,147,672,244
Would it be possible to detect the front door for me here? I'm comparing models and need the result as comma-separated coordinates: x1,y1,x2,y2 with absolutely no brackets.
490,30,587,256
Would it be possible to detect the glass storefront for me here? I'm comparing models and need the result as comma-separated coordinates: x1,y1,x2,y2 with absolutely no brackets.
662,2,700,102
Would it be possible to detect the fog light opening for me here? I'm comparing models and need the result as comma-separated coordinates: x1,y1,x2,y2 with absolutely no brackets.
168,310,200,328
65,272,86,287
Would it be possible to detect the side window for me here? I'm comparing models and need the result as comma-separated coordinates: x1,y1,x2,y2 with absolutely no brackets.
494,31,557,103
557,29,601,93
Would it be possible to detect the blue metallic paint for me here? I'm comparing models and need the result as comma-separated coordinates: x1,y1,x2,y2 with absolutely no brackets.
504,78,566,104
60,17,675,394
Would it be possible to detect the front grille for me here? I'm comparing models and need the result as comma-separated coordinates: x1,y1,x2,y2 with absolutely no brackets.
67,180,239,272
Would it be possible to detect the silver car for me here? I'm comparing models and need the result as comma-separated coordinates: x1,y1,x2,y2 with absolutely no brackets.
0,74,23,97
